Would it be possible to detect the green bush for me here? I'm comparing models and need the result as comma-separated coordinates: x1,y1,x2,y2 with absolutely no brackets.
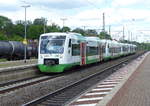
0,33,8,40
8,35,23,41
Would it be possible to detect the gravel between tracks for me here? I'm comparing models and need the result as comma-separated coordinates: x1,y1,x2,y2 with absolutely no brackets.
0,53,143,106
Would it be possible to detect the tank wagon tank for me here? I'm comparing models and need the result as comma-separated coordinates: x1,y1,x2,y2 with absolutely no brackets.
0,41,37,60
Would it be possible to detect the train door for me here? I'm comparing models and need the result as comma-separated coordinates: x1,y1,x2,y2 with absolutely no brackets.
80,42,86,65
99,44,103,61
112,48,114,56
67,39,72,62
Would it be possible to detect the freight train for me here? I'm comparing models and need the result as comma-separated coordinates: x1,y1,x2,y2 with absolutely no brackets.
0,41,38,60
38,32,137,73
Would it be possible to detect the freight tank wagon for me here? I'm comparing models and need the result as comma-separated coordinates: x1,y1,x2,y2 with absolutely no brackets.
0,41,37,60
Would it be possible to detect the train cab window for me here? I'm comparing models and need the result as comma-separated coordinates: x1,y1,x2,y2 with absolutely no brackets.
40,36,66,54
69,39,71,47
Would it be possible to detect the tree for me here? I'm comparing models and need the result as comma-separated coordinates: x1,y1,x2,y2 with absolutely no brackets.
15,20,32,25
99,31,112,40
85,29,98,36
15,20,24,25
13,24,24,37
0,16,12,29
47,23,61,32
0,33,8,40
33,17,47,25
28,25,43,39
14,20,35,39
72,28,85,35
7,35,23,41
61,26,70,32
0,15,13,36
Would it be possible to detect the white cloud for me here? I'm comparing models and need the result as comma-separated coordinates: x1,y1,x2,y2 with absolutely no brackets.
0,0,150,42
24,0,103,9
112,0,142,7
0,0,18,5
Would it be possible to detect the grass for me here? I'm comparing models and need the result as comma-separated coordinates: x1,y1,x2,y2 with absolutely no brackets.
0,59,37,68
0,58,7,62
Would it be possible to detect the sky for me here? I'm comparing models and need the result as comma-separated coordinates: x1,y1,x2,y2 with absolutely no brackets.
0,0,150,42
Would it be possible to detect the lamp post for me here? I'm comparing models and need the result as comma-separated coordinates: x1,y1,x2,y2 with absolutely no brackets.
21,5,30,63
44,19,48,33
60,18,67,27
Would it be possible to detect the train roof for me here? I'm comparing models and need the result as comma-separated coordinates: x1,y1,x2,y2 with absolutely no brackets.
40,33,137,48
85,36,101,42
40,32,85,41
40,32,67,36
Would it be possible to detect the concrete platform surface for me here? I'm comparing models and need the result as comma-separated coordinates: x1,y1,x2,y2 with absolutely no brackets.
106,52,150,106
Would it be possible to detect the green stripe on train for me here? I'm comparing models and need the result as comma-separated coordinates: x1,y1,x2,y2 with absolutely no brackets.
39,55,125,73
38,62,80,73
38,58,100,73
103,56,111,61
86,58,99,64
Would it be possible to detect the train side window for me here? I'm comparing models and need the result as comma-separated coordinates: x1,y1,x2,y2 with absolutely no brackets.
87,46,98,56
69,39,71,47
72,44,80,56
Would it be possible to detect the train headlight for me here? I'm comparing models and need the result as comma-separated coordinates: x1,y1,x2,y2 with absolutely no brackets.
60,54,63,58
40,55,43,59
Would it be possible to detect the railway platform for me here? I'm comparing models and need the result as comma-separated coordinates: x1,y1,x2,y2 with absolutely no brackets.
105,51,150,106
69,52,150,106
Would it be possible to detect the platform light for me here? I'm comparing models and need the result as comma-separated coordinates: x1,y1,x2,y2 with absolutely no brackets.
21,5,30,63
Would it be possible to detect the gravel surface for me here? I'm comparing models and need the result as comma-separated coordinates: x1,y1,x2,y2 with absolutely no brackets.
0,53,143,106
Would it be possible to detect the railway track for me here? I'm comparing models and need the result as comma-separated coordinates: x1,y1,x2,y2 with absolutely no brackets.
0,63,39,84
23,52,144,106
0,66,81,95
0,74,61,94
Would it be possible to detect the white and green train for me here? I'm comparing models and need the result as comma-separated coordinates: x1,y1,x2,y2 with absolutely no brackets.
38,32,136,73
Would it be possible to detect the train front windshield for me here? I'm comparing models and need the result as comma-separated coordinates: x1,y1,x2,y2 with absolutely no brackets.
40,36,66,54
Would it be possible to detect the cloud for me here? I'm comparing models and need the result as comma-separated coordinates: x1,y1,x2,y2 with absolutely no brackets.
24,0,104,10
0,0,149,42
0,0,20,12
0,0,18,5
25,0,89,9
0,5,19,12
0,1,150,29
112,0,143,7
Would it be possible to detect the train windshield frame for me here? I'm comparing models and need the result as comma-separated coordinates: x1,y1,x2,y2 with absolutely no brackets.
40,35,66,54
